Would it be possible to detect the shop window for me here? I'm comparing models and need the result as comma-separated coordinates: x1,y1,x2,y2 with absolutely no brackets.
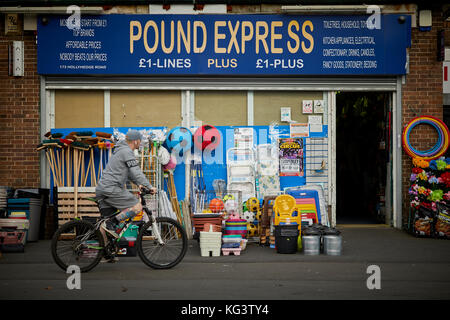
253,91,323,126
194,90,247,126
54,90,104,128
110,90,181,128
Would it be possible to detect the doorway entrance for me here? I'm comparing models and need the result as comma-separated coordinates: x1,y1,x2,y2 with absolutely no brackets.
336,92,391,224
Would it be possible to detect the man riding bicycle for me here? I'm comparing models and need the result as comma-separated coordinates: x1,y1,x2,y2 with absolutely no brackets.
96,129,157,241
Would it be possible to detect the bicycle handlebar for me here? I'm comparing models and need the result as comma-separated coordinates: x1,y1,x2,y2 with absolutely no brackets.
139,186,157,195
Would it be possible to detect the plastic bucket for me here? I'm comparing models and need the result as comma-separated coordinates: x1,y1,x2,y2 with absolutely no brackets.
302,235,321,255
323,235,342,256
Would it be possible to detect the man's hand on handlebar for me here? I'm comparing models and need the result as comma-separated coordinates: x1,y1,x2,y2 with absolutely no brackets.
139,185,157,195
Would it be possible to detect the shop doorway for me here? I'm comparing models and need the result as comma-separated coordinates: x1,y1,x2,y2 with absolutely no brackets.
336,92,391,224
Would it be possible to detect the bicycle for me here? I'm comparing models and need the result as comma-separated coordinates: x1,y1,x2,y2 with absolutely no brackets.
51,187,188,273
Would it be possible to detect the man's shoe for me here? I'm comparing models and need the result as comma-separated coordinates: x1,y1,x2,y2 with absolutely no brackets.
100,256,119,263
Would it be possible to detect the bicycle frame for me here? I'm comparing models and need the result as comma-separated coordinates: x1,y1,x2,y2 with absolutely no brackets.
82,190,165,252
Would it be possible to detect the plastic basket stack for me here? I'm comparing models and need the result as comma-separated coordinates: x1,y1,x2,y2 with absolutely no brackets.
222,235,247,256
199,225,222,257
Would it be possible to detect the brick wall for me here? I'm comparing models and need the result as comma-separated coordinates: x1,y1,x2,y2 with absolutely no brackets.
0,14,40,188
401,9,445,226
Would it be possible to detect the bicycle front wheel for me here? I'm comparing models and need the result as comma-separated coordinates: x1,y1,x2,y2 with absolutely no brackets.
137,217,188,269
51,220,105,273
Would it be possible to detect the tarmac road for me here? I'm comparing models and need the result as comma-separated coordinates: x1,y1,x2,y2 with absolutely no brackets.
1,225,450,302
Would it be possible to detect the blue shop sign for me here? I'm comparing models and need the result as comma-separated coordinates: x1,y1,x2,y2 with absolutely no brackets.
37,14,411,75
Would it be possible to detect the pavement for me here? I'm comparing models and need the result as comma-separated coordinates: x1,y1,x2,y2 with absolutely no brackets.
1,224,450,302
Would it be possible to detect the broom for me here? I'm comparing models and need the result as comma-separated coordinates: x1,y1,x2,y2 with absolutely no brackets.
74,131,94,140
82,138,99,187
59,138,72,187
42,139,64,187
96,132,112,140
71,141,89,218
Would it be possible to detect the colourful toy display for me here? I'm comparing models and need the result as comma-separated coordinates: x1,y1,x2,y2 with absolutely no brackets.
402,115,450,160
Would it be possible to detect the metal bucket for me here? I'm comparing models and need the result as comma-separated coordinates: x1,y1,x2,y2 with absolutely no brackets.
323,235,342,256
302,235,321,255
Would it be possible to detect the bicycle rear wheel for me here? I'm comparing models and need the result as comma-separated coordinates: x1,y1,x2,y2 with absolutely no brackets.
137,217,188,269
51,220,105,273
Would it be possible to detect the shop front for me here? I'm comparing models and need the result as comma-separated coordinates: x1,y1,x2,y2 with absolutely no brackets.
36,10,411,244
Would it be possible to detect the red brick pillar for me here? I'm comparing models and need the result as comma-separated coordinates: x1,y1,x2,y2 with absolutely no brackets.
401,9,445,227
0,14,41,188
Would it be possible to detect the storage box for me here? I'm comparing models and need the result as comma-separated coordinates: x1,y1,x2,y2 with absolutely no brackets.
0,218,30,230
0,229,26,252
0,219,29,243
117,237,137,256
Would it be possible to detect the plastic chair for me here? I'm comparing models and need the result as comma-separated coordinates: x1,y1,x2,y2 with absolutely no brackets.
273,195,301,226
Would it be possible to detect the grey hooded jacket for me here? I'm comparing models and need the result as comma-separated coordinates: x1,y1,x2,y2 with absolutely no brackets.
96,140,152,196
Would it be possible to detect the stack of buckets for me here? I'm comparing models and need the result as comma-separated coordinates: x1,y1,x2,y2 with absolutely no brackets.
302,224,342,256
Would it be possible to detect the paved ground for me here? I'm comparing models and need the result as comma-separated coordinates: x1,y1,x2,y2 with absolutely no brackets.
1,225,449,303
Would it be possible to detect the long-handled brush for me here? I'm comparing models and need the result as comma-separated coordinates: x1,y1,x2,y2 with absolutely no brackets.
40,139,64,187
71,141,89,218
82,138,99,187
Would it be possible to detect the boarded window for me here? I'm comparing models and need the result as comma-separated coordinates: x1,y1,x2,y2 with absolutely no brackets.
110,90,181,128
55,90,104,128
253,91,324,126
195,91,247,126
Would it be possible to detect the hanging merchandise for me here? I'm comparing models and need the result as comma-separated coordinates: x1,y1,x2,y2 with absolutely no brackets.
213,179,226,198
402,115,450,160
193,125,221,151
278,138,304,177
163,154,177,172
164,126,193,158
233,127,254,150
255,144,280,199
226,147,256,202
158,146,170,166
